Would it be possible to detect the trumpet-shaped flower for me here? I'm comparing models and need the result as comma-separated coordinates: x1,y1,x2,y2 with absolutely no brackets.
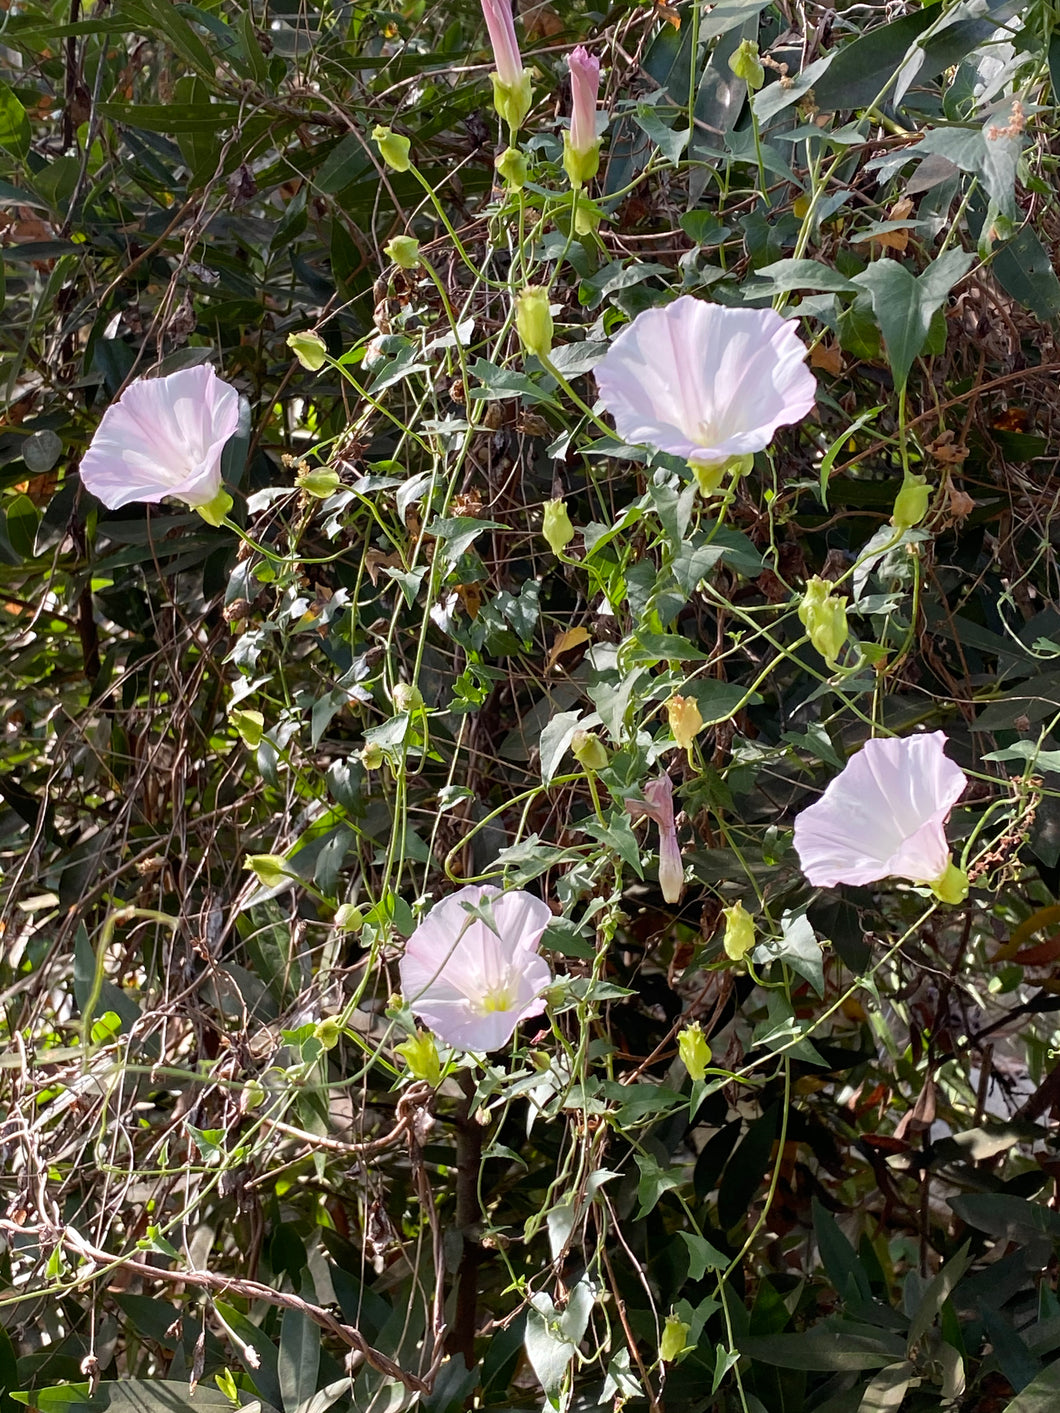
793,732,968,899
625,774,684,904
564,46,601,188
594,297,816,472
79,365,240,519
399,885,553,1052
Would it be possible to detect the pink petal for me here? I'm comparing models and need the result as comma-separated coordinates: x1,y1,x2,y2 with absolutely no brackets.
480,0,523,89
793,732,967,888
399,886,554,1052
595,298,816,465
80,365,240,510
568,46,601,157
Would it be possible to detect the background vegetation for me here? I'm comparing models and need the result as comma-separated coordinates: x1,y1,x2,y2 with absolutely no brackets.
1,0,1060,1409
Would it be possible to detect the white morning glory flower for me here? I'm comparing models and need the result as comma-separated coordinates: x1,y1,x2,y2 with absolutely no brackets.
594,296,817,473
793,732,969,901
79,364,240,520
399,885,553,1052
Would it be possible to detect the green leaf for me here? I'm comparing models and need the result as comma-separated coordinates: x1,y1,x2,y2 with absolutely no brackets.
679,1231,728,1280
906,1241,971,1355
1003,1355,1060,1411
580,810,644,877
950,1193,1060,1242
852,249,973,392
988,222,1060,323
810,9,933,110
738,1321,906,1371
634,1150,682,1218
745,258,859,296
0,81,29,160
856,1361,917,1411
813,1199,872,1307
539,709,583,786
5,494,39,559
632,107,689,165
278,1308,320,1413
425,515,504,563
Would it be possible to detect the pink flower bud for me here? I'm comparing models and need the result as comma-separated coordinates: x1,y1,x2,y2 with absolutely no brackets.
481,0,524,91
567,45,601,166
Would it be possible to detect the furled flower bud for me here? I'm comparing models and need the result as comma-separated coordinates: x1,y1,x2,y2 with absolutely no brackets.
385,235,421,269
372,125,411,172
316,1018,342,1049
287,330,328,371
660,1314,691,1364
729,38,765,89
296,466,341,498
244,854,289,889
563,46,602,188
361,741,385,770
571,729,609,774
481,0,532,133
495,146,528,188
666,694,704,761
722,901,756,961
542,498,574,555
516,286,553,360
229,708,264,749
797,576,849,668
892,473,931,529
334,904,365,932
395,1030,443,1087
677,1021,711,1081
393,682,425,713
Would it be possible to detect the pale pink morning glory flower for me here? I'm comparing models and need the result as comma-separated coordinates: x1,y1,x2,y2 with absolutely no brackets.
568,47,600,155
594,297,817,469
399,885,553,1052
625,774,684,904
80,365,240,511
480,0,525,91
793,732,967,889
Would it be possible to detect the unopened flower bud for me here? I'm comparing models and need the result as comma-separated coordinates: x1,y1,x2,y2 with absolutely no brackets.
491,70,533,136
516,285,553,361
395,1030,442,1087
296,466,341,498
334,904,364,932
287,330,328,371
392,682,424,713
495,146,528,189
244,853,289,889
316,1018,342,1049
385,235,421,269
571,729,609,773
729,38,765,89
229,707,264,749
722,900,756,961
797,577,849,668
892,473,930,529
666,694,704,760
660,1314,691,1364
372,124,411,172
542,498,574,555
677,1021,711,1081
361,742,385,770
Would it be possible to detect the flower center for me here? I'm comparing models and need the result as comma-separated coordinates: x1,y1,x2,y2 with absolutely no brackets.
478,985,514,1014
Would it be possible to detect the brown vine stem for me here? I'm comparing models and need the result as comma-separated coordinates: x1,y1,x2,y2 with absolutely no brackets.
446,1068,484,1369
51,1225,431,1394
